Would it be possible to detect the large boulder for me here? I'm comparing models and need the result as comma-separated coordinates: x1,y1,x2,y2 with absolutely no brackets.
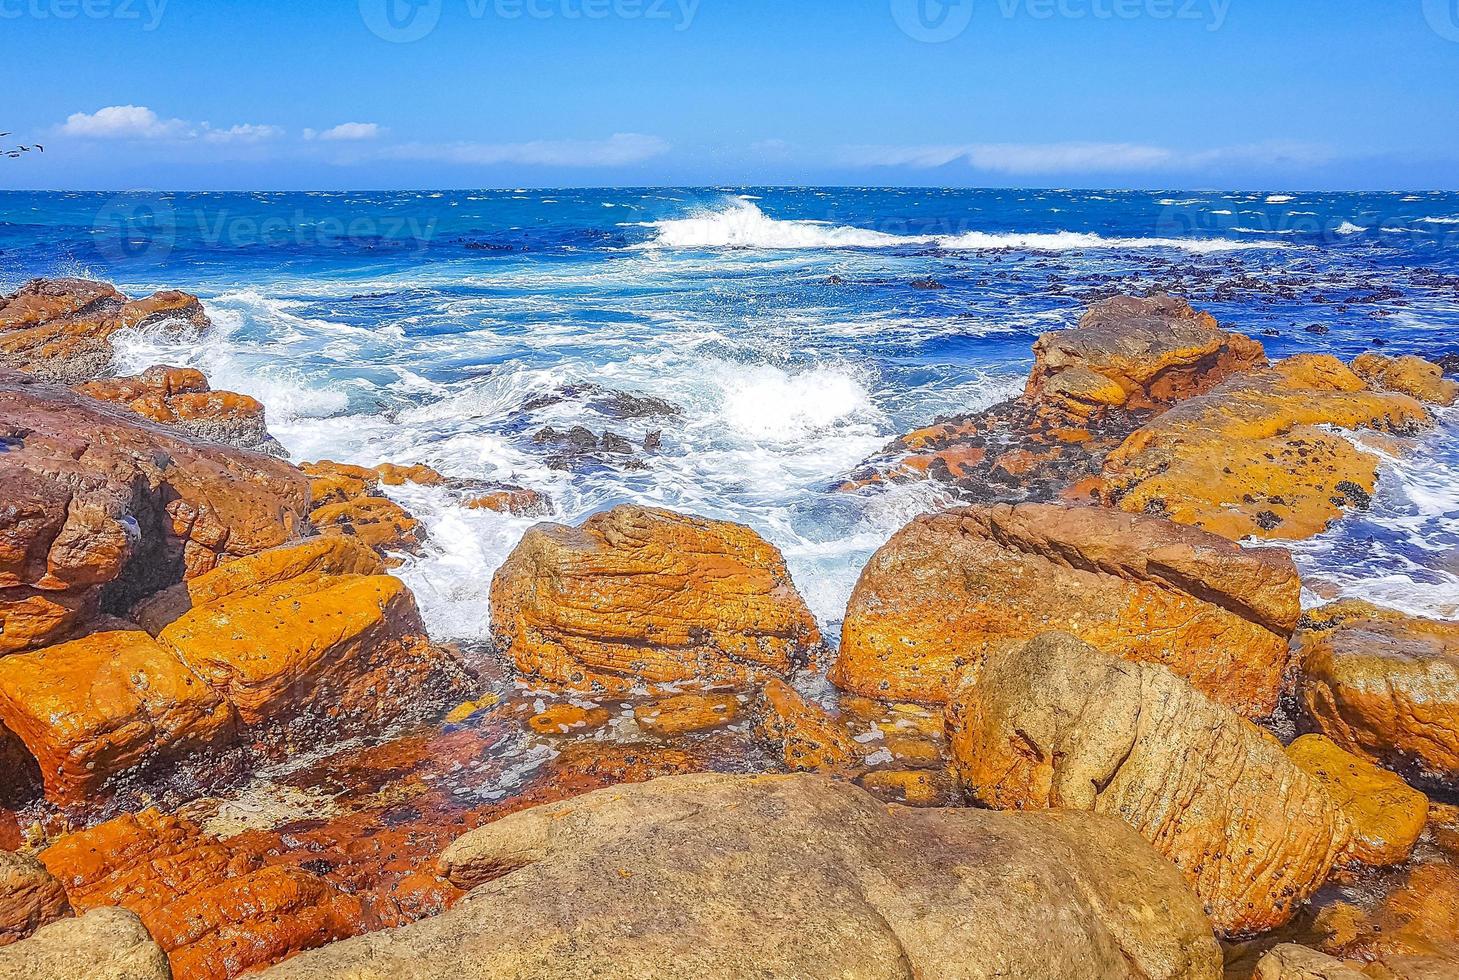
843,295,1265,502
1300,601,1459,789
0,907,171,980
0,277,208,384
0,850,69,947
946,633,1350,936
491,506,821,692
832,502,1301,715
0,371,309,654
1286,734,1429,867
75,365,282,456
1101,356,1432,540
255,773,1222,979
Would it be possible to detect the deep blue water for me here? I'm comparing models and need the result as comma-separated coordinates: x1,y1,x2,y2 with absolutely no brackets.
2,188,1456,634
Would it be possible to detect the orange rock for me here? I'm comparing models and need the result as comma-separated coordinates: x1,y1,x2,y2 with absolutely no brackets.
491,506,821,692
832,502,1301,715
633,692,740,736
0,372,309,653
754,678,861,775
1286,734,1428,867
1102,356,1432,540
311,496,423,557
1300,601,1459,787
0,850,70,947
526,704,613,736
856,768,956,807
374,463,446,487
947,633,1351,936
0,279,209,384
464,486,551,517
1319,860,1459,976
1352,352,1458,407
0,629,236,805
76,364,280,456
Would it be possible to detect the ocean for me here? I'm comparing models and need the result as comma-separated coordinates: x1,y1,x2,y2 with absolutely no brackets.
2,187,1456,639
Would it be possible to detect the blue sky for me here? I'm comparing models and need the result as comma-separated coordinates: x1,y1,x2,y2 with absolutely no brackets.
4,0,1459,189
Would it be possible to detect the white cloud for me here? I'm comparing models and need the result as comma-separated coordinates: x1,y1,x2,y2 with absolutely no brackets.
842,140,1336,175
308,122,385,142
378,133,671,167
201,123,285,144
60,105,191,140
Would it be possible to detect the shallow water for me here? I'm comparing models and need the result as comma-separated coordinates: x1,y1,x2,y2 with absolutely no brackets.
3,187,1457,640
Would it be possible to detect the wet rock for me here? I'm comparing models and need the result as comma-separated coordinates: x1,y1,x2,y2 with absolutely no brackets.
1253,944,1368,979
946,633,1350,936
374,462,447,487
521,382,682,421
753,679,861,775
259,773,1222,980
145,539,470,751
0,907,170,980
832,502,1301,715
632,692,739,736
0,628,236,806
909,277,945,290
531,425,652,472
855,768,956,807
491,506,821,693
1101,356,1433,540
1317,861,1459,978
843,295,1263,502
1286,734,1428,868
463,486,551,517
0,850,69,947
75,365,283,456
525,704,612,736
1350,352,1458,407
0,372,309,654
1299,601,1459,789
310,496,424,558
0,277,209,384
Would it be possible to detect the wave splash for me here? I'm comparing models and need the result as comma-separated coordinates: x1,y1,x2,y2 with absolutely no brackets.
637,198,1277,253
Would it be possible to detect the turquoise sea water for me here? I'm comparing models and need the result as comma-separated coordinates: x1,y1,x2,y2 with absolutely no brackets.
2,188,1456,636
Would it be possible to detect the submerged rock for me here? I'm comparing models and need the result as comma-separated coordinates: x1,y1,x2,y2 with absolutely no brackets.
0,907,171,980
1300,601,1459,789
491,506,821,693
832,502,1301,715
946,633,1349,936
0,277,209,384
1100,356,1432,540
753,679,861,775
258,773,1222,979
0,372,309,654
75,365,283,456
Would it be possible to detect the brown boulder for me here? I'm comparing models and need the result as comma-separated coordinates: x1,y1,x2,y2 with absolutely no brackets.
1351,352,1458,407
0,372,309,653
1300,601,1459,787
490,506,821,693
257,773,1222,980
832,502,1301,715
946,633,1350,936
1254,944,1369,979
0,628,235,806
1101,356,1432,540
0,907,171,980
0,277,208,384
0,850,69,947
76,365,282,455
1286,734,1428,867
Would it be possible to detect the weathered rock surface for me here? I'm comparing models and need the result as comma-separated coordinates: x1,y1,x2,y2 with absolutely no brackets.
1300,601,1459,788
1286,734,1429,867
0,277,208,384
1101,356,1432,540
0,907,171,980
832,502,1301,715
1351,352,1458,407
0,850,69,947
946,633,1350,936
491,506,821,692
258,773,1222,980
1254,944,1369,980
754,679,862,775
76,365,282,455
1318,860,1459,979
632,692,739,736
843,295,1264,501
0,371,309,654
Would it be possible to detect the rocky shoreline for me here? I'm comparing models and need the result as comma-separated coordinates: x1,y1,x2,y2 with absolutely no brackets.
1,277,1457,979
